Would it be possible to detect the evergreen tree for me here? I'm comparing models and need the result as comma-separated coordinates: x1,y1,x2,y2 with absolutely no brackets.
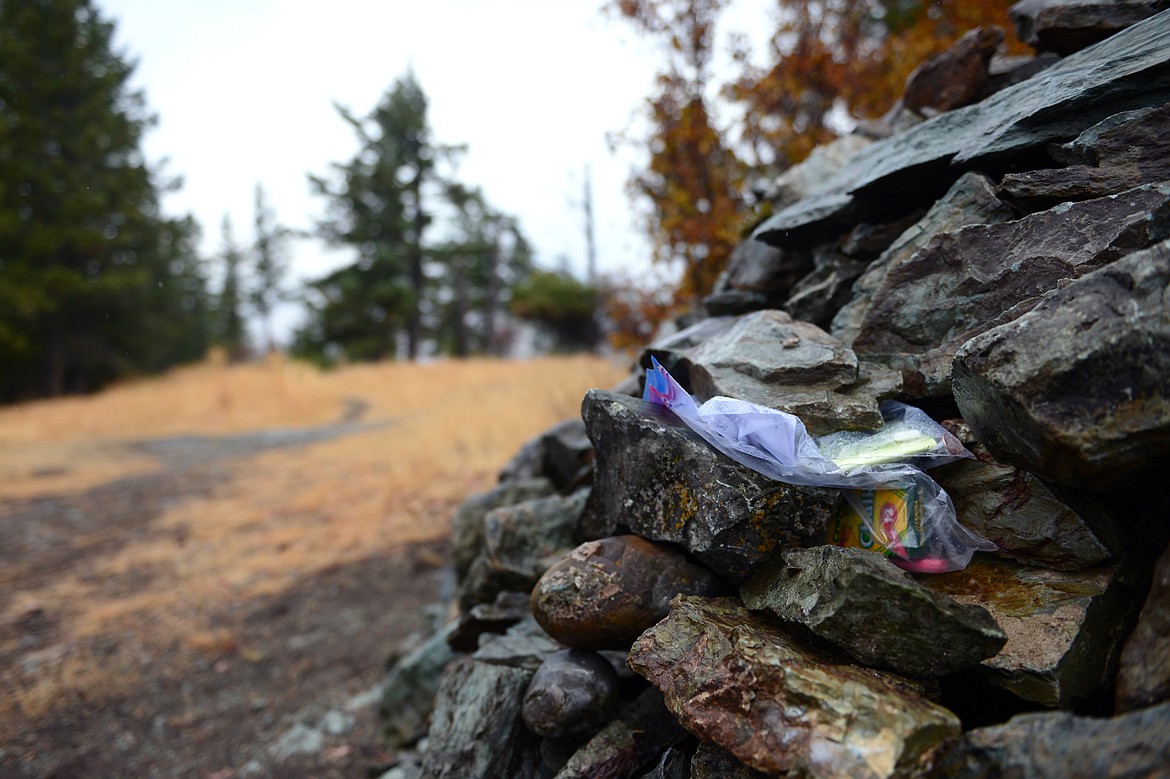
305,70,449,361
510,269,601,353
433,183,533,356
0,0,209,399
250,183,292,354
214,214,248,361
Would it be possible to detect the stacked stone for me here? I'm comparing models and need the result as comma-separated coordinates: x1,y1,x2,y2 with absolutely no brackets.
378,4,1170,778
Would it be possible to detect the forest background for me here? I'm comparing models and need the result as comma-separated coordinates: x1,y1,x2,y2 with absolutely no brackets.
0,0,1024,403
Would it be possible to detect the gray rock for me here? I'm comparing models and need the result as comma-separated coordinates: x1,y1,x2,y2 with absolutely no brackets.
688,310,901,434
381,622,459,749
420,657,542,779
460,489,589,609
1009,0,1170,55
628,595,960,778
543,418,596,493
938,701,1170,778
1116,542,1170,712
452,478,555,580
782,246,870,330
579,390,840,580
639,316,737,390
923,557,1142,707
901,27,1004,114
530,535,725,651
1050,105,1160,164
497,418,595,492
831,172,1017,348
268,721,325,761
690,744,767,779
553,688,688,779
999,104,1170,209
854,182,1170,397
984,52,1062,94
522,649,619,739
754,132,872,210
448,590,533,653
839,212,927,259
378,759,424,779
952,239,1170,489
472,617,563,673
638,748,690,779
753,14,1170,244
933,430,1114,571
741,546,1006,678
703,239,811,315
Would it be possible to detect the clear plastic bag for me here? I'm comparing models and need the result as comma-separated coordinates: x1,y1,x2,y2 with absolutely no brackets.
643,357,994,572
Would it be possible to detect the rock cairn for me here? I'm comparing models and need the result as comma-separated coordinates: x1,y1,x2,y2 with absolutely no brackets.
377,5,1170,778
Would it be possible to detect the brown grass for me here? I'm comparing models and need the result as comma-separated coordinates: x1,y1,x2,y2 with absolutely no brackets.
0,353,629,722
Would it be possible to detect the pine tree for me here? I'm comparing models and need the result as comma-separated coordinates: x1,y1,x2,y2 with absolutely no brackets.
214,214,248,361
0,0,209,399
433,183,533,356
305,70,447,361
250,183,291,354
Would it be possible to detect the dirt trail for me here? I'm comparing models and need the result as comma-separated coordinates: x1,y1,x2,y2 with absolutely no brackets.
0,415,451,779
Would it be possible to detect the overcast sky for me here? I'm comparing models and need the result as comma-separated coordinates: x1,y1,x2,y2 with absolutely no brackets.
95,0,772,341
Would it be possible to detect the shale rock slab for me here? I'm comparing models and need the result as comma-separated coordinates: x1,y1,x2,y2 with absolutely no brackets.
933,430,1113,571
460,489,588,609
1009,0,1170,55
420,657,541,779
953,239,1170,489
924,557,1140,707
741,546,1006,678
580,390,840,579
688,310,901,434
628,595,961,778
854,182,1170,396
1115,541,1170,712
753,13,1170,244
452,477,555,579
832,172,1017,348
939,701,1170,778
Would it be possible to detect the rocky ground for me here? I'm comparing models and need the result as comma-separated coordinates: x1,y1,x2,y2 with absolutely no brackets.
0,425,452,779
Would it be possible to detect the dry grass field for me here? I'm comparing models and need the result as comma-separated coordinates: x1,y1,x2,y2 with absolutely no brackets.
0,354,627,778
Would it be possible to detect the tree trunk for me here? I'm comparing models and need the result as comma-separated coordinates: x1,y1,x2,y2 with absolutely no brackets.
454,259,469,358
485,226,501,356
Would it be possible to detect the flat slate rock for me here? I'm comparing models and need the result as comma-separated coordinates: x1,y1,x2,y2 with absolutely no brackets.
580,389,839,580
938,701,1170,778
832,171,1017,348
688,309,901,434
934,430,1114,571
628,595,961,778
923,557,1141,707
1115,541,1170,712
459,489,588,609
855,182,1170,396
953,239,1170,489
420,657,542,779
741,546,1006,678
1009,0,1170,55
753,13,1170,244
999,104,1170,209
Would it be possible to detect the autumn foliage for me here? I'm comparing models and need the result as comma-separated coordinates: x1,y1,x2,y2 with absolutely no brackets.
727,0,1030,168
612,0,1030,313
